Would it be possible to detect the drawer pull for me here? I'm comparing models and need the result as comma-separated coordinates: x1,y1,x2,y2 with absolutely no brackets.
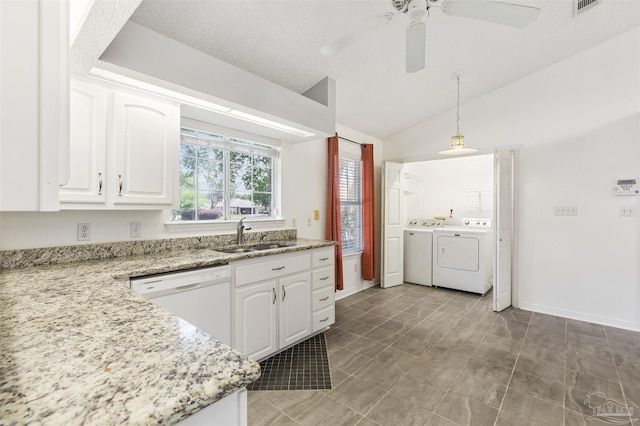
319,317,330,323
272,266,285,271
319,276,329,281
319,296,329,302
319,257,329,261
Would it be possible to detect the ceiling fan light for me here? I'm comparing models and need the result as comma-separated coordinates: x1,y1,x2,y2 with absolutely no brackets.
408,0,428,19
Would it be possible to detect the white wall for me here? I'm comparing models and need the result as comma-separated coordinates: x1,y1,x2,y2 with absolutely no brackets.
280,124,384,299
404,155,494,220
384,28,640,330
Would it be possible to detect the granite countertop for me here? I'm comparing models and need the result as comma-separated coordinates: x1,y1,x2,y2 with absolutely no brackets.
0,238,335,425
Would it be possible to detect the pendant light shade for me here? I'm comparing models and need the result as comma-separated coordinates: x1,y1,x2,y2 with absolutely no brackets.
439,72,477,156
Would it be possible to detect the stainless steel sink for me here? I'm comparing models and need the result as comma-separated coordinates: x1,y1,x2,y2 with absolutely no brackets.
217,241,296,254
252,244,280,250
217,247,256,254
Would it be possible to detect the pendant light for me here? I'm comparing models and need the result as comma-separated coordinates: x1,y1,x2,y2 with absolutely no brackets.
439,71,477,156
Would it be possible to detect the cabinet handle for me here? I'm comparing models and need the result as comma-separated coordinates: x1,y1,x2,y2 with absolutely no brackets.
320,276,329,281
118,174,123,196
319,317,330,323
319,257,329,261
272,266,285,271
282,285,286,301
98,173,103,195
319,296,329,302
272,287,276,304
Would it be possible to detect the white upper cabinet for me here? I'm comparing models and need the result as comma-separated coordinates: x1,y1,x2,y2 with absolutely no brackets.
111,91,179,206
60,79,107,204
61,78,179,209
0,0,68,211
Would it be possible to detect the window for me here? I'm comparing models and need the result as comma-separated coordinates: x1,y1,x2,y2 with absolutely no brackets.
340,154,362,253
173,128,279,221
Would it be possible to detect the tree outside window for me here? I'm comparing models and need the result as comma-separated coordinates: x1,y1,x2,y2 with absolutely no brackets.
172,129,278,221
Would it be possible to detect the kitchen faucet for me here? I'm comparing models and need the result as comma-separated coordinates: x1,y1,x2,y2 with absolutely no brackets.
237,217,251,245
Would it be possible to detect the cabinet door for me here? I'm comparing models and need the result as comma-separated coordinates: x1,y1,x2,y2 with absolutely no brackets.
0,0,68,211
234,280,278,360
60,79,107,204
111,91,179,205
278,272,311,349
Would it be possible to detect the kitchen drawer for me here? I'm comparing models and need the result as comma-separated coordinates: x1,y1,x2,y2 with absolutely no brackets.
312,306,335,332
312,286,334,311
235,253,311,287
311,249,334,269
312,266,334,290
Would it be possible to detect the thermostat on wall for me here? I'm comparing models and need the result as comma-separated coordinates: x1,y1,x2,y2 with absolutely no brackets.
615,179,639,195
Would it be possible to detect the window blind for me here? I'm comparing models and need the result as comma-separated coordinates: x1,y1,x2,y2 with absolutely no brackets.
339,156,363,254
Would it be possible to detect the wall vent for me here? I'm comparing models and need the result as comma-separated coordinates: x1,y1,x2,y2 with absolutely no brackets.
574,0,600,16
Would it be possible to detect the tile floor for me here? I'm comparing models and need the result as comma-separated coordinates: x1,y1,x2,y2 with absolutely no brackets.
247,284,640,425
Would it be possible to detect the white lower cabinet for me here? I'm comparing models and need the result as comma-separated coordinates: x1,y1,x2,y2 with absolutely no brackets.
278,273,312,348
232,248,333,361
234,280,278,361
177,389,247,426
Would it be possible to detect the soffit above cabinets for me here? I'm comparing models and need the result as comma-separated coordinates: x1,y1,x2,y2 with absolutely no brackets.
71,3,335,143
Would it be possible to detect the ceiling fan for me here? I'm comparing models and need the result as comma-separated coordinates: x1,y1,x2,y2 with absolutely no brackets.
320,0,541,73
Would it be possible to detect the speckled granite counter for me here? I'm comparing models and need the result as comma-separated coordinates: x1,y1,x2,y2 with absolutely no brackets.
0,237,335,425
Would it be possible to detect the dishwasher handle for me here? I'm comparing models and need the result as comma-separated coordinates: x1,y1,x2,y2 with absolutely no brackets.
131,266,231,295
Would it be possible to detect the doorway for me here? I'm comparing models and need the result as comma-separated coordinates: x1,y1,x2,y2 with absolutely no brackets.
381,150,514,311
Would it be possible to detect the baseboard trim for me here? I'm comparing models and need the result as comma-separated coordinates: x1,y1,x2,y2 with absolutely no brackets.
519,302,640,332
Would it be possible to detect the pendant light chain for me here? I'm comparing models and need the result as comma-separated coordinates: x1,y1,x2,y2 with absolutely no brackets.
456,75,461,135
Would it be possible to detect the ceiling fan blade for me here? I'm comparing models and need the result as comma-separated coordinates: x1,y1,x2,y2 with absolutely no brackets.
442,0,541,28
320,12,394,56
406,20,426,73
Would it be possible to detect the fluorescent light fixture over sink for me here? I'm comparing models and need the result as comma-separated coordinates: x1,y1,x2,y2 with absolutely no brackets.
186,102,316,138
439,71,477,156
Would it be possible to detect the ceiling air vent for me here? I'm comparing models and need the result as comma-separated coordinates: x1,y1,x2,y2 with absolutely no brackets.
574,0,600,16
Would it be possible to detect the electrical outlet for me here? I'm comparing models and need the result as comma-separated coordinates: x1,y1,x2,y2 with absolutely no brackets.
292,217,296,227
130,221,141,238
314,210,320,220
77,223,91,241
619,206,636,217
554,206,578,216
307,217,312,226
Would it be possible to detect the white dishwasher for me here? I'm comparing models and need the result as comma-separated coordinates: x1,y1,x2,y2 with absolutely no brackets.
130,265,231,345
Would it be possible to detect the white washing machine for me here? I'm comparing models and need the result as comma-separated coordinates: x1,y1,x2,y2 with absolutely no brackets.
432,218,494,295
404,218,443,286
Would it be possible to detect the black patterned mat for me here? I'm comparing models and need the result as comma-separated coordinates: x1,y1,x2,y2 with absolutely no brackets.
247,333,332,391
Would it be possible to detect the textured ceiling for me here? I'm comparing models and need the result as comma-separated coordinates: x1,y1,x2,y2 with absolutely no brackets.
128,0,640,139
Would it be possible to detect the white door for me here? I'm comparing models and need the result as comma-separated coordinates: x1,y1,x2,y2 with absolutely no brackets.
493,150,514,311
111,91,179,205
381,162,404,287
60,79,107,204
278,272,311,348
234,280,278,360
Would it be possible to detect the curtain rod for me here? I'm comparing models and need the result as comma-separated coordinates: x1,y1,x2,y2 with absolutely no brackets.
338,136,361,145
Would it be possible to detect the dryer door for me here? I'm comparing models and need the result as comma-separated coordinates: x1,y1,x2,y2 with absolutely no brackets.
436,235,479,272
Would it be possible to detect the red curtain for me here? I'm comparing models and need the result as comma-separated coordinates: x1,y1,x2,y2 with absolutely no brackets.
361,144,375,281
326,134,344,291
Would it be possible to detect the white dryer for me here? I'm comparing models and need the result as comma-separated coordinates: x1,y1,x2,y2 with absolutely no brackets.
404,218,443,286
432,218,494,295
